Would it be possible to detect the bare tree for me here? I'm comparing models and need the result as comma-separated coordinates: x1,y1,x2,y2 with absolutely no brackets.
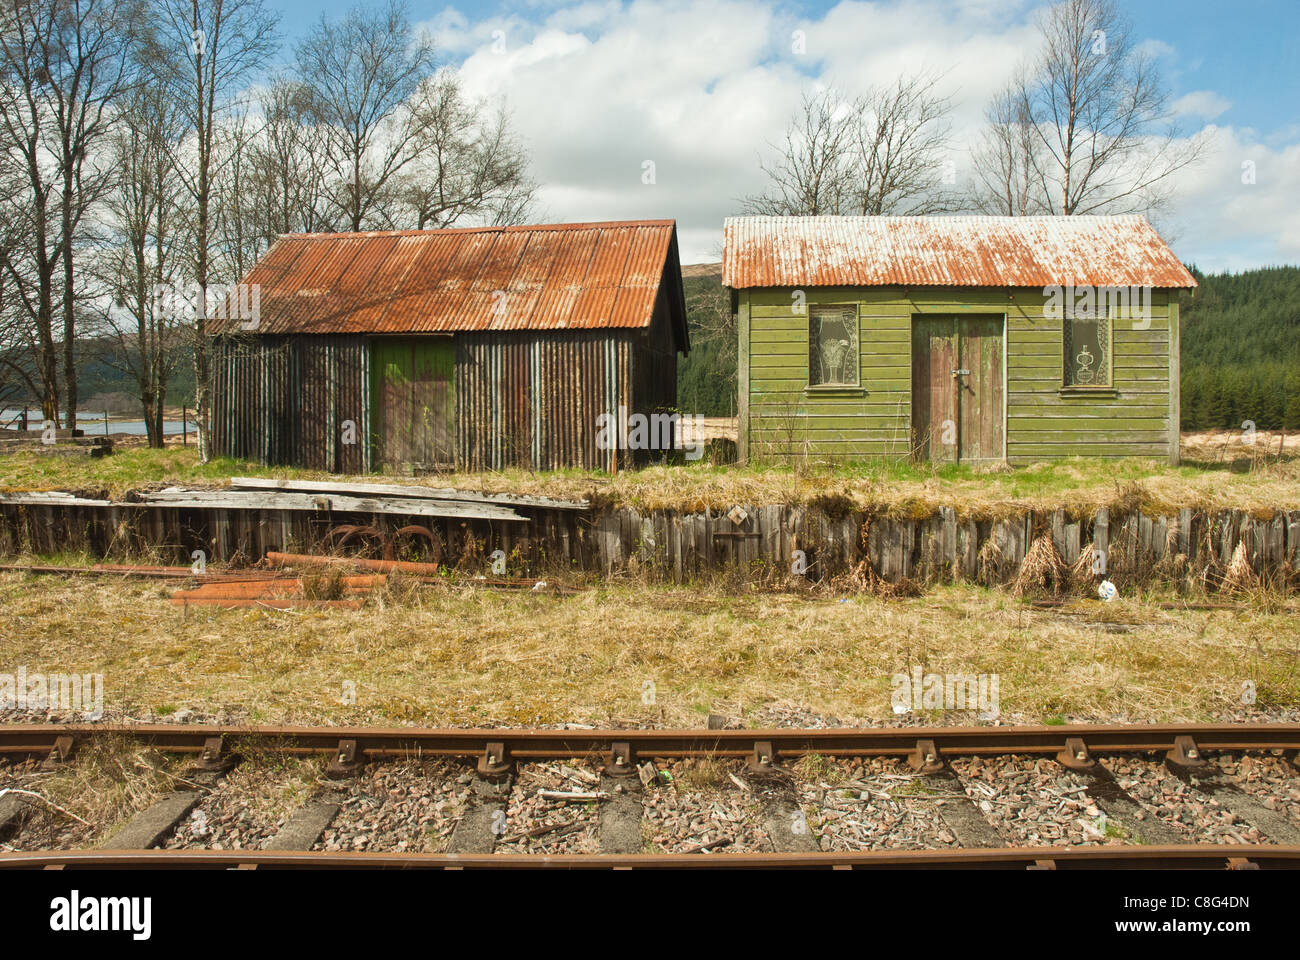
850,73,956,215
144,0,280,461
97,81,188,447
295,0,436,231
744,74,956,216
977,0,1206,216
250,78,331,236
0,0,134,424
0,152,38,413
400,75,536,229
970,79,1045,215
742,87,855,216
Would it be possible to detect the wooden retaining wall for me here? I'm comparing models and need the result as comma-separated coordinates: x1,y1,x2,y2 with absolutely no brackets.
1,499,1297,588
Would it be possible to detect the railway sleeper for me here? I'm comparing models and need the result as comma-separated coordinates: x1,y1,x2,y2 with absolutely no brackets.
265,800,343,852
446,774,513,855
598,773,644,855
103,791,202,850
744,768,822,853
0,792,36,842
908,741,1007,848
1074,763,1185,845
1164,752,1300,844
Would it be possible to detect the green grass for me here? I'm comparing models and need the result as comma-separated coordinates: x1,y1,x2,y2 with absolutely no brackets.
1,442,1297,515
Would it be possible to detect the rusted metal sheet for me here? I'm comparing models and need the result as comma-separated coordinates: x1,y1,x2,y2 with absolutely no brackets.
456,330,631,472
722,215,1198,289
210,335,369,472
212,220,684,336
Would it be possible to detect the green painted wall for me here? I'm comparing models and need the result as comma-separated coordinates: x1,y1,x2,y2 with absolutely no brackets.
738,285,1179,464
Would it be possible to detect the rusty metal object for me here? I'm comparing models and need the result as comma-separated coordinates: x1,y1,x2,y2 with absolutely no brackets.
0,563,290,582
209,221,682,336
748,740,777,773
391,525,440,562
605,741,636,778
267,550,440,576
477,741,512,779
722,215,1198,290
3,845,1298,870
40,735,75,771
170,574,382,609
2,723,1296,765
1056,737,1096,771
1167,735,1207,768
908,739,943,774
326,739,364,779
326,524,387,557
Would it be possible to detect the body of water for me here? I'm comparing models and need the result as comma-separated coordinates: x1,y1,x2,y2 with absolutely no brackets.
1,409,196,437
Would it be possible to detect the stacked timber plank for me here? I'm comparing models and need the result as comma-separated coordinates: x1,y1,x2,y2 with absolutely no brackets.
227,477,588,512
0,478,589,522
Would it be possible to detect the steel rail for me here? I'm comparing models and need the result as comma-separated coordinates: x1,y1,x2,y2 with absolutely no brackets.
2,846,1298,870
0,723,1298,763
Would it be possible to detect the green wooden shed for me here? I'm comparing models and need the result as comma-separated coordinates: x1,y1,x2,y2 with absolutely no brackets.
723,215,1197,466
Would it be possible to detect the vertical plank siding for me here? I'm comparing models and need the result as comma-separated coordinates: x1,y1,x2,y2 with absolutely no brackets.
211,335,369,472
743,286,1177,464
2,501,1296,591
213,321,676,475
457,327,672,472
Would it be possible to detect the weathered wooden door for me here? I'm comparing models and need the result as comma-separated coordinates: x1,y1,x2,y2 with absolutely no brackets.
371,338,455,470
912,318,959,463
911,317,1004,463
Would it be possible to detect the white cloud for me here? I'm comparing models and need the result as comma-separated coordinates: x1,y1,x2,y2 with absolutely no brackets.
1172,90,1231,120
420,0,1297,269
1170,127,1300,270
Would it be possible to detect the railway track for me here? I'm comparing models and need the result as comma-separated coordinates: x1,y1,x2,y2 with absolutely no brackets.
2,722,1299,869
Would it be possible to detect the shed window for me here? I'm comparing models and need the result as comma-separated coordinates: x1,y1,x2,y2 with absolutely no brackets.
1063,312,1111,388
809,307,858,387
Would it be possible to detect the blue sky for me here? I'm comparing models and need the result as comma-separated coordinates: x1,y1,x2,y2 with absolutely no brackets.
260,0,1300,268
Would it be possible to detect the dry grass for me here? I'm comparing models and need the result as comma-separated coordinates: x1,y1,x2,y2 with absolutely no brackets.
2,573,1296,727
1,440,1298,518
1,736,189,849
1012,535,1070,598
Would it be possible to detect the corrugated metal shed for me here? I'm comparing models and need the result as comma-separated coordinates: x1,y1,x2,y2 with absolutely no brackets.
214,220,684,336
722,215,1198,289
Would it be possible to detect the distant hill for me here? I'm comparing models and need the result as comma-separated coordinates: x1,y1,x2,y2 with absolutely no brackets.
1180,265,1300,430
677,272,735,416
681,262,722,278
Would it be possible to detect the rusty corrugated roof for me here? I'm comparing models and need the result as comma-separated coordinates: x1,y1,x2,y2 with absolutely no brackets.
722,215,1197,289
213,220,683,335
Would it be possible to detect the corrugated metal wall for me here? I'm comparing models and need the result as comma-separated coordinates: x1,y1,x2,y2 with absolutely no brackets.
210,335,370,472
456,330,634,471
213,327,679,473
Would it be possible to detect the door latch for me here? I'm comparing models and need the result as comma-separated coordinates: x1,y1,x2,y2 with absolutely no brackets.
951,368,970,377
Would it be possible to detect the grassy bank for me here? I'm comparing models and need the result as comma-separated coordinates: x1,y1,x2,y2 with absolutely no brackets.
0,443,1297,517
2,574,1295,727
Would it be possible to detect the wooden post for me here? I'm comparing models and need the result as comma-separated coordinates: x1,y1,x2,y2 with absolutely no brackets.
182,407,188,446
1168,296,1181,466
737,290,750,465
105,411,110,436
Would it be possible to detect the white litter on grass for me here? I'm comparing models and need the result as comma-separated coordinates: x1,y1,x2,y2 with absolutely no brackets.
1098,580,1117,602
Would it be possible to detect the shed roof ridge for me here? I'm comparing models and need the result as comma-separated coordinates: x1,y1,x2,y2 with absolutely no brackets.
276,219,677,241
721,214,1195,289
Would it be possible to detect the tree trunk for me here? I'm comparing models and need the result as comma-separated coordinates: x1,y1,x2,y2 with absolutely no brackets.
62,174,78,430
141,392,159,447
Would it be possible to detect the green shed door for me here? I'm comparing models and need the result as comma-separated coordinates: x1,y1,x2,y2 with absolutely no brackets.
911,317,1004,463
371,338,455,471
